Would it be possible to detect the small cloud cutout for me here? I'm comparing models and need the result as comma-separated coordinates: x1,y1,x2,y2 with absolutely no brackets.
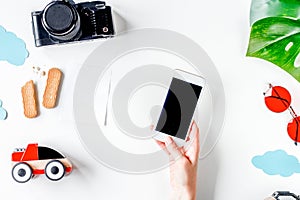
252,150,300,177
0,25,29,66
0,100,7,120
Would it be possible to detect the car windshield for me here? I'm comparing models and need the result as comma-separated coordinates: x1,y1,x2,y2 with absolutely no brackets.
38,146,64,160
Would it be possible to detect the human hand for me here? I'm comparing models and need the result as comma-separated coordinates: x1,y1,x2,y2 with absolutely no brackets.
155,121,200,200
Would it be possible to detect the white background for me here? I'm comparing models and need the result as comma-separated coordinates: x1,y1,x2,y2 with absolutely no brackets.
1,0,300,199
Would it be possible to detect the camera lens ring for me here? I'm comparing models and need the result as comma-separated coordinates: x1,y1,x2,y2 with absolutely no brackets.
42,1,81,41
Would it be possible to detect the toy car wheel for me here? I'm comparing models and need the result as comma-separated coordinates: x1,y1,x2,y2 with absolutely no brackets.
45,160,65,181
12,162,33,183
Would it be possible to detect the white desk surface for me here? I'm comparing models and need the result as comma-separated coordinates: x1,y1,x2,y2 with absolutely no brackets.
1,0,300,199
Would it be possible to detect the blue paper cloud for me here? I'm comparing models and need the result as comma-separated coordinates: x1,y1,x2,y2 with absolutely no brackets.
0,25,29,66
252,150,300,177
0,100,7,120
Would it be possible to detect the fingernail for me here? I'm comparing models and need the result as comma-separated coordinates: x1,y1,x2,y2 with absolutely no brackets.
166,137,172,144
185,136,190,142
192,122,198,131
149,125,154,131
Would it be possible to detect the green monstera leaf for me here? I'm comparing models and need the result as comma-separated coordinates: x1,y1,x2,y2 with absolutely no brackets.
250,0,300,25
247,0,300,82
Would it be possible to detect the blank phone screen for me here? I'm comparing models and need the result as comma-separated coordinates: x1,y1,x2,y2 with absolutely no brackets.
155,77,202,139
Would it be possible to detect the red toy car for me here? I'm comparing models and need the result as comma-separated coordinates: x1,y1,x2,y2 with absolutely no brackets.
11,143,72,183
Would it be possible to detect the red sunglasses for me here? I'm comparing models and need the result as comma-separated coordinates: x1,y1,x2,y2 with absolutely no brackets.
264,84,300,146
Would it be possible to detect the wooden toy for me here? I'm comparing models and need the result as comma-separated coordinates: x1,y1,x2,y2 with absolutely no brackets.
11,143,72,183
266,191,300,200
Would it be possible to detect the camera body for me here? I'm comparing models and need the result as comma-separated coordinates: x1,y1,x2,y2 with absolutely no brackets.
32,0,114,47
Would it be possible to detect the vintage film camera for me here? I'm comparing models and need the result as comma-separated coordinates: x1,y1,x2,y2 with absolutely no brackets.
32,0,114,47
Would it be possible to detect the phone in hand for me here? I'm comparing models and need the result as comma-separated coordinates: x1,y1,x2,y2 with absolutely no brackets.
154,69,205,146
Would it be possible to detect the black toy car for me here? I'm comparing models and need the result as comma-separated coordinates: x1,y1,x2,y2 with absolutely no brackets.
266,191,300,200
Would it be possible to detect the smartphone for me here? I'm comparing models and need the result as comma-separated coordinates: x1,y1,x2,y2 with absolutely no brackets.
154,69,205,146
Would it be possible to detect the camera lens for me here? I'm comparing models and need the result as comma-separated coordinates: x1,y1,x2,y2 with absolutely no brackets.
42,1,81,41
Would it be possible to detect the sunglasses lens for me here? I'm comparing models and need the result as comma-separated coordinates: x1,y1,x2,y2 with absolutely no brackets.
264,86,291,113
287,117,300,143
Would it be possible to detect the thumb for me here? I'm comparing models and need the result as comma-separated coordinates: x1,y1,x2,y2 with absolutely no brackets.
165,136,184,161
